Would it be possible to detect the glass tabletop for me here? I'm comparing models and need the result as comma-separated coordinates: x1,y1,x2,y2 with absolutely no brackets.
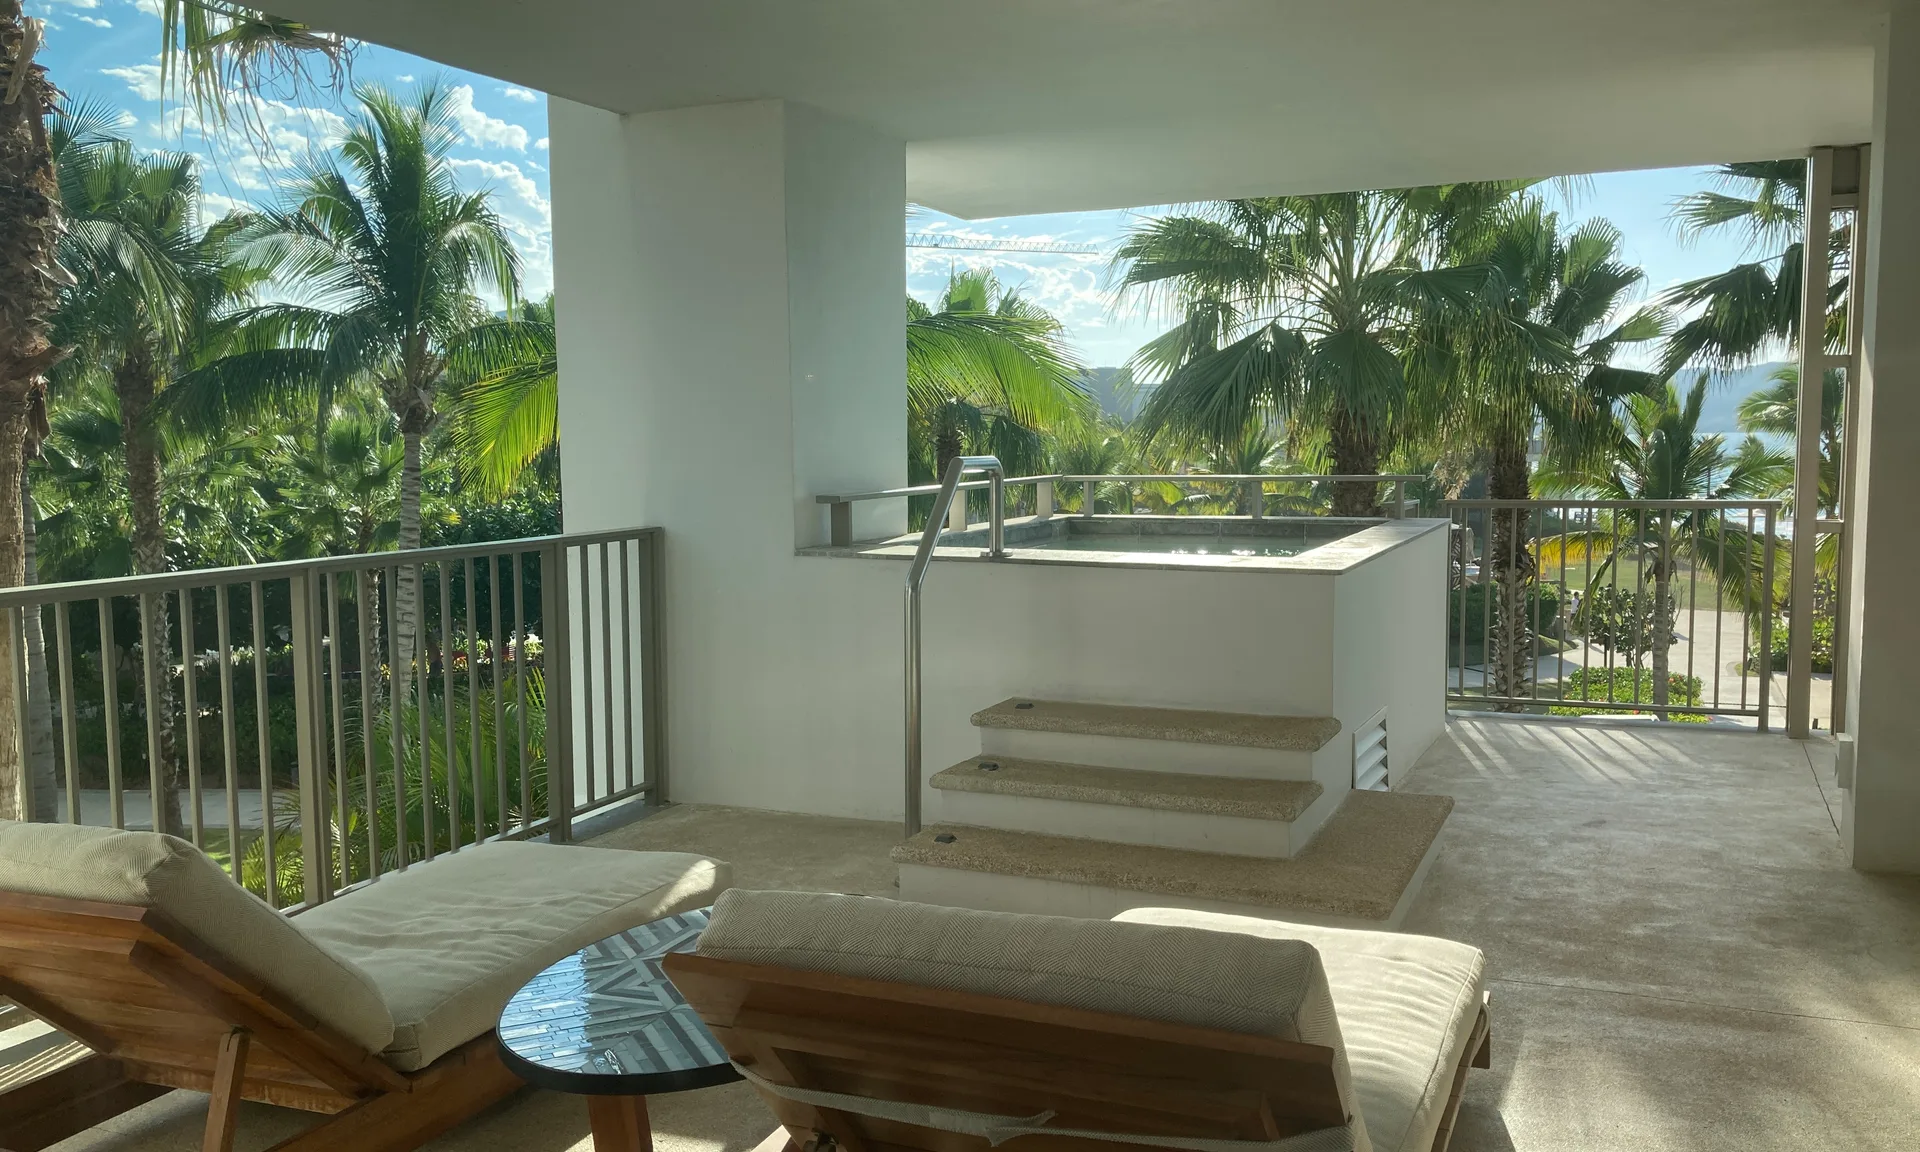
495,906,740,1096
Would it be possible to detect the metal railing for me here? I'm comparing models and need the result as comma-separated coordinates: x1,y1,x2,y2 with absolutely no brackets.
1444,499,1781,726
904,455,1003,837
1,527,663,909
819,473,1426,545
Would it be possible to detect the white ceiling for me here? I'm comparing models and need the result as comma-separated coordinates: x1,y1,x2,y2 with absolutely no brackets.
258,0,1884,217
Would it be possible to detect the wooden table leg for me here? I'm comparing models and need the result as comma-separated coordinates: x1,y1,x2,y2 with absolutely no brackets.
586,1095,652,1152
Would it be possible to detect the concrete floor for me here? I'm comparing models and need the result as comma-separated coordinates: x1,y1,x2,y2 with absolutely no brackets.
45,717,1920,1152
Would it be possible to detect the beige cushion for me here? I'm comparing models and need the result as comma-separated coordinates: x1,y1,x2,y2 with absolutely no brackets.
299,840,729,1070
698,890,1364,1145
1114,909,1485,1152
0,820,395,1055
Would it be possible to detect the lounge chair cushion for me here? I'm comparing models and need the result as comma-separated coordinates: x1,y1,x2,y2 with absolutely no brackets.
299,840,729,1070
1113,909,1485,1152
697,890,1362,1135
0,821,396,1055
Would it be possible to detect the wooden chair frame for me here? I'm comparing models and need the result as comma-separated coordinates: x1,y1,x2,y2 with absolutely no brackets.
663,952,1492,1152
0,892,524,1152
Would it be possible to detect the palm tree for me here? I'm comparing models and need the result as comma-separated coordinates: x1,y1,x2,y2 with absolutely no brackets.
907,269,1089,486
261,402,421,559
156,2,352,144
52,135,262,830
1538,375,1791,713
1424,200,1663,702
181,82,521,671
1659,160,1851,373
445,295,556,498
0,6,62,819
1736,363,1843,517
1111,192,1508,515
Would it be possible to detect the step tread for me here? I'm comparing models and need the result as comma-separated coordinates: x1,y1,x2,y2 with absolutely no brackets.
892,790,1452,922
972,698,1341,752
930,756,1323,821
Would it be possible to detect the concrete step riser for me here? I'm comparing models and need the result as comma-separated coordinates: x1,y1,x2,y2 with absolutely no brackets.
977,727,1317,780
935,787,1328,858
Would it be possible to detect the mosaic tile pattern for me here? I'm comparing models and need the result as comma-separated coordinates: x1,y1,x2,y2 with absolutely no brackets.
497,907,735,1089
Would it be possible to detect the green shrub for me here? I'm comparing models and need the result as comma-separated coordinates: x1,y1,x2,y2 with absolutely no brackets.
1754,615,1835,673
1571,585,1675,667
1549,667,1709,723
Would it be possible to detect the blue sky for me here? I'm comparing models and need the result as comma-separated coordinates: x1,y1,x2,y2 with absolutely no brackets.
35,2,1769,371
30,0,554,302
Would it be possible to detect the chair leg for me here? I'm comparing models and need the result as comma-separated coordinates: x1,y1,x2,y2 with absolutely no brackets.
586,1096,652,1152
262,1034,524,1152
203,1029,250,1152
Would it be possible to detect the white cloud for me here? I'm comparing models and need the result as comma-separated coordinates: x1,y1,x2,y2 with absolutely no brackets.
448,157,553,300
534,137,549,150
449,157,550,226
102,62,163,101
395,74,415,83
197,191,254,220
500,86,538,103
52,0,100,8
445,84,528,151
132,0,161,14
78,14,111,26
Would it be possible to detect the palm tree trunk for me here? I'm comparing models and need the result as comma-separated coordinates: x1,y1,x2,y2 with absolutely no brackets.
1327,405,1381,517
117,356,183,832
0,3,60,822
22,468,54,820
1484,437,1534,712
393,424,424,677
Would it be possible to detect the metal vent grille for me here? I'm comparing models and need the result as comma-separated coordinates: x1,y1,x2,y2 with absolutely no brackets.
1354,707,1389,792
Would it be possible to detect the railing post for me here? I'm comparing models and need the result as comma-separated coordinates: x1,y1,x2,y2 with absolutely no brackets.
288,570,331,906
1035,479,1054,520
1759,504,1778,734
1246,481,1263,519
542,540,574,842
637,530,667,804
988,473,1006,558
828,500,853,548
947,494,969,533
1392,479,1407,519
9,607,28,824
1082,479,1096,517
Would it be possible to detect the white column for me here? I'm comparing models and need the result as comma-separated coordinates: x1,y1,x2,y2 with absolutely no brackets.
1843,4,1920,873
549,98,907,815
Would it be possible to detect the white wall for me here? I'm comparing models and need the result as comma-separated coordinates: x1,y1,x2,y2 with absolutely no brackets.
551,95,1446,826
1333,526,1449,789
551,97,908,815
1843,2,1920,873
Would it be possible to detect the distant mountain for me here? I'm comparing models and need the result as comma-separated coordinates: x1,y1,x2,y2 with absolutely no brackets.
1688,361,1789,439
1080,366,1141,421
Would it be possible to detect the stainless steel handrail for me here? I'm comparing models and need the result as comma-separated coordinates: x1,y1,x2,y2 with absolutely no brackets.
818,472,1429,544
904,455,1004,837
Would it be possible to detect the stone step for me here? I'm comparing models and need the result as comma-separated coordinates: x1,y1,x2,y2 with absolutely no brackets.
929,755,1331,857
894,789,1453,930
971,698,1341,780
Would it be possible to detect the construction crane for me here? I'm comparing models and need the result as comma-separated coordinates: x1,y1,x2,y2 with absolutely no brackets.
905,232,1100,255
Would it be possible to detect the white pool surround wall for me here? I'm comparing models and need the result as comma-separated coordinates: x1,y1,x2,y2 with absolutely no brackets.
551,93,1445,822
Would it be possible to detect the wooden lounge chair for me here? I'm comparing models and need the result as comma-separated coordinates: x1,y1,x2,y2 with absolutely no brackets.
0,820,729,1152
665,892,1491,1152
